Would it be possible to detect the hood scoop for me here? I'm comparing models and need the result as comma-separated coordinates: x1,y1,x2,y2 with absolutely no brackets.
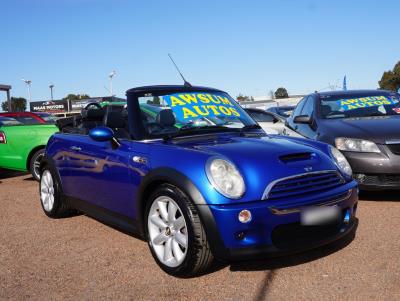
279,152,313,163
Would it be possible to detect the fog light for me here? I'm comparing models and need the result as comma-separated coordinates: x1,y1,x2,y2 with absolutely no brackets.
236,231,245,240
354,173,366,183
344,209,351,224
238,210,252,223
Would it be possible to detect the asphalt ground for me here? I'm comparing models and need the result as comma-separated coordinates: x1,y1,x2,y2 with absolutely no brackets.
1,170,399,300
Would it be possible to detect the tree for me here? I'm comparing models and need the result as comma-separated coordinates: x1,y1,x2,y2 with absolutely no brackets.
379,61,400,91
236,94,251,102
1,97,27,112
147,96,161,105
274,87,289,99
62,93,91,100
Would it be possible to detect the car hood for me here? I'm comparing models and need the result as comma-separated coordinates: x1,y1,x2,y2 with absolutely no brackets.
319,115,400,144
173,133,338,181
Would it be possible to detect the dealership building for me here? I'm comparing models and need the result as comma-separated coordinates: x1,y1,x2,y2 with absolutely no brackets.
240,95,305,110
29,96,126,117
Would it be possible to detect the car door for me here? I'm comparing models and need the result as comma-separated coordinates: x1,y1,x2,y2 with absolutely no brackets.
62,134,149,219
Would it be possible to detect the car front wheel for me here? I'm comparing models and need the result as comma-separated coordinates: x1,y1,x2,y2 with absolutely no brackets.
39,167,75,218
145,184,214,277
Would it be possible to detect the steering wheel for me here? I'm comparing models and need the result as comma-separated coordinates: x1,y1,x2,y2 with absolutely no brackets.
84,102,102,110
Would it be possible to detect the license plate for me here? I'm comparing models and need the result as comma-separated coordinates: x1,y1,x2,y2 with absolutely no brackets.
301,206,340,226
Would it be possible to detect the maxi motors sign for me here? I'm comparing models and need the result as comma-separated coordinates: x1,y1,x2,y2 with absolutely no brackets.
30,100,68,113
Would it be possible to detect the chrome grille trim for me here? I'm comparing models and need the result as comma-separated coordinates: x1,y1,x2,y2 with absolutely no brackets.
261,170,344,200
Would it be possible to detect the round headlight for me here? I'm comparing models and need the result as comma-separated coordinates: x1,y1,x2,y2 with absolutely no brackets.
329,146,352,177
206,158,245,199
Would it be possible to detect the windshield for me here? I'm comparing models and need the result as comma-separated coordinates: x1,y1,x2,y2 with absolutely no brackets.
319,93,400,119
0,117,22,126
36,113,57,123
277,108,293,117
138,91,258,137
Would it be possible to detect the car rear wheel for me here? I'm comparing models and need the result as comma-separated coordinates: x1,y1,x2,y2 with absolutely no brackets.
39,167,75,218
30,149,45,181
145,184,214,277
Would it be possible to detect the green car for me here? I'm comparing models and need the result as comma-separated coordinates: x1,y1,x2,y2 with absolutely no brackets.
0,120,58,180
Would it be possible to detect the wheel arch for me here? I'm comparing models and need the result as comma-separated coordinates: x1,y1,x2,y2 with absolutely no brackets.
136,168,207,234
39,155,63,189
26,145,46,170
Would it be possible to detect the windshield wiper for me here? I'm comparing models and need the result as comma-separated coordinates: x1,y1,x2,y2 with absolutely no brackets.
240,124,262,131
239,124,263,136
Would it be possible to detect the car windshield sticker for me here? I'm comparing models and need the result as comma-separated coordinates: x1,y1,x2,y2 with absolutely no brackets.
336,96,398,111
163,92,243,120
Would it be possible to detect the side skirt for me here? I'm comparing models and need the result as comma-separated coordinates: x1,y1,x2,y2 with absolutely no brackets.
65,195,143,239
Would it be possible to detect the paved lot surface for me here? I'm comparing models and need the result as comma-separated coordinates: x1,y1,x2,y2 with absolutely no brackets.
1,170,400,301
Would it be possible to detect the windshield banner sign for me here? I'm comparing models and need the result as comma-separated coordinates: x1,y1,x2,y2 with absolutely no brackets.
336,96,398,111
163,93,243,120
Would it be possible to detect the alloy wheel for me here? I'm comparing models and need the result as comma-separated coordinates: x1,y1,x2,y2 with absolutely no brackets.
33,153,44,180
147,196,189,267
40,170,55,212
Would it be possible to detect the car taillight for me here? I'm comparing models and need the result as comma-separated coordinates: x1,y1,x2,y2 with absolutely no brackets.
0,131,6,144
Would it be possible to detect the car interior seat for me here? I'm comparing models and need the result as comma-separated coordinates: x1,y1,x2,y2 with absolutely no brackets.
321,105,332,117
103,111,131,139
80,108,105,133
156,109,177,133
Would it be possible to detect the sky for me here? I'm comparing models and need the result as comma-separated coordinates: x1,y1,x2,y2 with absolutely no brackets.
1,0,400,105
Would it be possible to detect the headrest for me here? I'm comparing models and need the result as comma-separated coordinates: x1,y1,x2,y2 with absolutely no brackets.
321,105,332,116
82,108,104,120
103,111,125,129
156,109,175,127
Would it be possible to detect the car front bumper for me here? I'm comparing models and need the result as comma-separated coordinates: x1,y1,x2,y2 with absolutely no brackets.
199,182,358,261
343,146,400,190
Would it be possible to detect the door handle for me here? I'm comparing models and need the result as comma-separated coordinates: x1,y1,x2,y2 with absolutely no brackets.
70,146,82,151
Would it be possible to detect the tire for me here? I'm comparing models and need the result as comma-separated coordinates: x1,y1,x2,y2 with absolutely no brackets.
39,166,75,218
29,149,45,181
145,183,214,277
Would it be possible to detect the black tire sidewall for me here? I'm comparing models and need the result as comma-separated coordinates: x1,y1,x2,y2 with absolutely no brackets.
39,166,62,217
144,184,198,277
30,149,45,181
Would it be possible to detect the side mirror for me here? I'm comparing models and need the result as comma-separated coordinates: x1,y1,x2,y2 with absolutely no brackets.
293,115,312,124
89,126,114,142
89,126,121,149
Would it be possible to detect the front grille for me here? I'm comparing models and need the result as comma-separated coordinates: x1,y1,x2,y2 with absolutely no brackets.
387,144,400,155
263,171,345,201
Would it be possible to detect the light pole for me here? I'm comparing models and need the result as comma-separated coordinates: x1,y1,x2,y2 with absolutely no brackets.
21,79,32,102
49,84,54,101
109,70,116,98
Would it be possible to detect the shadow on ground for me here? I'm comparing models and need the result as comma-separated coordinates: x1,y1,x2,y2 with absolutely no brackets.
359,190,400,202
0,169,28,181
229,225,357,272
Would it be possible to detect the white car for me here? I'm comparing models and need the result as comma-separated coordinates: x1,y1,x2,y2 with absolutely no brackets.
245,108,302,137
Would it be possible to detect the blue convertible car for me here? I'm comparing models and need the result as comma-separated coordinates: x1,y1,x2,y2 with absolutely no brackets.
39,85,358,276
